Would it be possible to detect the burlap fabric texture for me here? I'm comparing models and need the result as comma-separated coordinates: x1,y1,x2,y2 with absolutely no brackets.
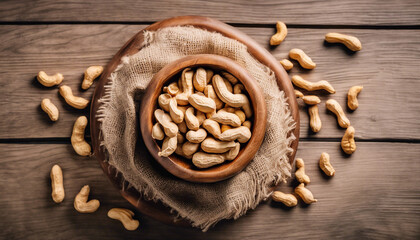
97,26,296,231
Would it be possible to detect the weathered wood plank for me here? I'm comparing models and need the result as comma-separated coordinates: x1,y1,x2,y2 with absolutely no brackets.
0,142,419,239
0,0,420,26
1,25,419,139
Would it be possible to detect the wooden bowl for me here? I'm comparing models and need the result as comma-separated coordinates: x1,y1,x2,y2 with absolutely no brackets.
140,54,267,183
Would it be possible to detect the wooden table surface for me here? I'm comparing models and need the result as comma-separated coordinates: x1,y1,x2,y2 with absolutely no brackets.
1,1,420,239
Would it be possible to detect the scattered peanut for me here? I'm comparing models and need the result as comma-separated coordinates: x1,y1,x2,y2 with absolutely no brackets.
295,158,310,185
50,164,65,203
74,185,100,213
158,136,177,157
325,33,362,51
41,98,59,121
294,90,304,98
347,85,363,110
302,95,321,105
81,66,103,90
308,105,322,132
71,116,91,156
292,75,335,94
59,85,90,109
295,183,317,204
271,191,298,207
279,59,293,71
270,21,287,45
319,152,335,177
37,71,63,87
326,99,350,128
341,126,356,154
107,208,139,231
289,48,316,69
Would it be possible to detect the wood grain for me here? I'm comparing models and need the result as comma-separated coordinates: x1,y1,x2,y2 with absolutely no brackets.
1,25,419,139
1,142,419,239
0,0,420,26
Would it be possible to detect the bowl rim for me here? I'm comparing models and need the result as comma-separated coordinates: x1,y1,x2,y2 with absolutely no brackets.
140,54,267,183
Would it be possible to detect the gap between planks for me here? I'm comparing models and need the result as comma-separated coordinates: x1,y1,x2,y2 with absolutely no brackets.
1,138,420,144
0,21,420,30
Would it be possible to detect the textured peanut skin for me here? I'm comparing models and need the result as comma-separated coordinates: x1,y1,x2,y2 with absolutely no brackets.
326,99,350,128
292,75,335,94
71,116,91,156
295,183,317,204
319,152,335,177
341,126,356,154
50,164,65,203
295,158,310,184
158,136,177,157
325,33,362,51
41,98,59,121
74,185,100,213
309,105,322,133
201,137,236,153
82,66,103,90
270,21,288,45
272,191,298,207
302,95,321,105
108,208,139,231
59,85,89,109
280,59,293,71
347,85,363,110
192,152,226,168
37,71,63,87
289,48,316,69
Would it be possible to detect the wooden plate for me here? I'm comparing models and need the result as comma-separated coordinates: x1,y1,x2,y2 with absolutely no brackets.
90,16,300,226
140,54,267,183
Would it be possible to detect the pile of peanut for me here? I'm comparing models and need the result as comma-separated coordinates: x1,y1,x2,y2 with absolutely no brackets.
152,67,253,169
38,67,139,231
270,21,362,207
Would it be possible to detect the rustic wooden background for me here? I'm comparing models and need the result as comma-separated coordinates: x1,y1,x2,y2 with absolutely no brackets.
1,1,420,239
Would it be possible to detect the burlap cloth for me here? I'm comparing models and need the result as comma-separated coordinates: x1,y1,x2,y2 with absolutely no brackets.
97,26,296,231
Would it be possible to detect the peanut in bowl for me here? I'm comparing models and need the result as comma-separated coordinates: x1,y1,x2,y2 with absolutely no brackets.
140,54,267,183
